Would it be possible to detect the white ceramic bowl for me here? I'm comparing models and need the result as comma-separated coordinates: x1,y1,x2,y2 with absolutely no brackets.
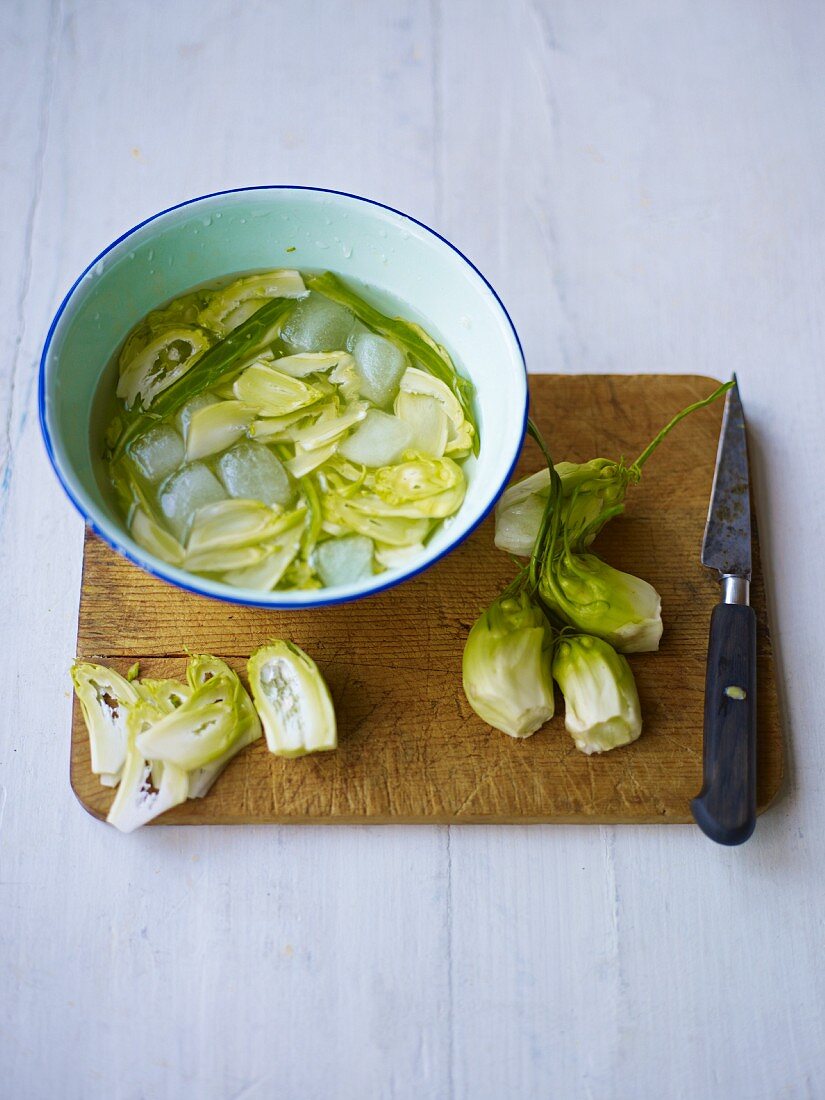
40,187,527,607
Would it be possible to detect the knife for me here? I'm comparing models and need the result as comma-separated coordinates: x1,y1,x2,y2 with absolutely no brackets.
691,375,757,845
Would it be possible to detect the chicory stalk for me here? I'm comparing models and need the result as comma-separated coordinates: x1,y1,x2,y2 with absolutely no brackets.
248,641,337,757
462,589,556,738
539,550,663,654
496,382,734,557
552,634,642,754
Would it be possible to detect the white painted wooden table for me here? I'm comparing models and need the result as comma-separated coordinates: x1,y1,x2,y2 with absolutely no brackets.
2,2,823,1097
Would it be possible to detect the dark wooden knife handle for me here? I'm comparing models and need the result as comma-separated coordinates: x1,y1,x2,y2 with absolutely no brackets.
691,602,757,845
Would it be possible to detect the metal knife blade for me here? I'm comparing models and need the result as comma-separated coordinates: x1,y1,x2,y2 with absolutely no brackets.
701,375,751,579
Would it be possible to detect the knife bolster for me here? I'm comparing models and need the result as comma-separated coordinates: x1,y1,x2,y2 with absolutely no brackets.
722,574,750,605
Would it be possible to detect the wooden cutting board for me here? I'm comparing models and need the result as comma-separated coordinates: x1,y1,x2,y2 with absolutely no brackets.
71,374,783,825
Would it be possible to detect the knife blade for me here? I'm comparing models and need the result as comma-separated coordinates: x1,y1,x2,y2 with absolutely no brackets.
691,375,757,845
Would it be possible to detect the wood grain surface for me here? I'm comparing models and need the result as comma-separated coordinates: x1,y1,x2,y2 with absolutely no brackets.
71,374,783,824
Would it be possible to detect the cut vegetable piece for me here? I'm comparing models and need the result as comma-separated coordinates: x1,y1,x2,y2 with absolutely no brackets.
394,392,449,457
185,542,270,573
159,463,227,540
129,424,184,483
351,333,407,407
222,514,305,589
313,535,374,587
233,362,322,417
106,701,189,832
271,351,350,378
217,440,294,506
373,541,426,569
462,592,555,739
552,634,642,754
136,672,247,770
117,326,213,410
130,507,185,566
286,441,339,479
249,406,321,442
139,677,191,713
370,455,466,518
100,771,122,788
184,654,263,796
184,400,254,461
398,367,473,457
323,492,430,546
338,409,413,467
176,392,220,439
199,270,307,334
71,661,139,777
280,292,356,353
329,353,361,403
289,400,368,450
248,642,337,757
186,498,283,553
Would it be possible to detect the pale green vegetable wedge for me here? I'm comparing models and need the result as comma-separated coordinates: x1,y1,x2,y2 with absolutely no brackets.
248,641,337,757
198,270,307,334
272,351,351,378
397,367,473,457
106,701,189,833
222,515,305,590
186,498,286,554
117,326,213,411
184,655,263,798
233,362,322,417
394,391,450,457
184,400,255,461
130,507,185,566
71,662,139,778
135,672,249,770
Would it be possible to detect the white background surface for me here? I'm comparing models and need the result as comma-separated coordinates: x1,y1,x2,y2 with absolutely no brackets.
1,1,823,1097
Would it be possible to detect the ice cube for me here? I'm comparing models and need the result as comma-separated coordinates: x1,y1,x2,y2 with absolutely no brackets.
351,333,406,407
281,292,356,353
345,320,370,351
338,409,413,466
176,392,220,439
314,535,374,587
216,440,293,507
129,424,184,483
159,463,227,540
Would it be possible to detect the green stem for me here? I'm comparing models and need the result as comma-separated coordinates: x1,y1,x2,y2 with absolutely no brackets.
632,380,733,471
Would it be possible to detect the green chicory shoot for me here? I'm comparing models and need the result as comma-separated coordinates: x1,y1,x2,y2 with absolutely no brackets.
552,634,642,755
462,588,555,738
495,382,734,557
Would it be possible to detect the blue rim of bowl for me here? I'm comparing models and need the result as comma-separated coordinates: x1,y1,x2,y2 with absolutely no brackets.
38,185,528,609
